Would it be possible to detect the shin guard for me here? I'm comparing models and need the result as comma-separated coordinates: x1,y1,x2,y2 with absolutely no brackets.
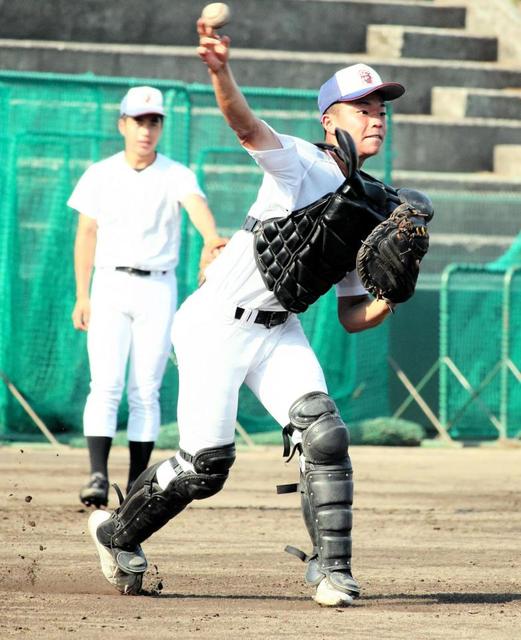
286,392,359,597
97,444,236,551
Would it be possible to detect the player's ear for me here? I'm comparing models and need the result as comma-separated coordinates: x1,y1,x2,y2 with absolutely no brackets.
321,111,336,137
118,116,126,136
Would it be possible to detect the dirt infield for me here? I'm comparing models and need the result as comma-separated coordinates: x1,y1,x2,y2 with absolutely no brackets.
1,443,520,639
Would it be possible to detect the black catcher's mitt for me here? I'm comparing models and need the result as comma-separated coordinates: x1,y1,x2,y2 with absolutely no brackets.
356,192,433,305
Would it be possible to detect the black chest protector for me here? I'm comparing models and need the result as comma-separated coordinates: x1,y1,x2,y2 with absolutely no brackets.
243,138,402,313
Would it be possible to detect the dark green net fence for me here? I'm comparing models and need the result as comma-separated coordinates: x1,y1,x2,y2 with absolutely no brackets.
0,71,391,441
439,259,521,441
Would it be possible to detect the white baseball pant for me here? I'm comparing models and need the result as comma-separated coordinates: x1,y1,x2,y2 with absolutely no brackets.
170,286,328,456
83,267,177,442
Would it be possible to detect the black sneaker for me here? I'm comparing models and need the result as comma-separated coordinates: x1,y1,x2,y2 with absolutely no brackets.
80,472,109,508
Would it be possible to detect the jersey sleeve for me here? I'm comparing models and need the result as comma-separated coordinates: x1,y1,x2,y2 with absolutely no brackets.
245,124,302,183
335,269,368,298
67,164,100,219
174,164,206,204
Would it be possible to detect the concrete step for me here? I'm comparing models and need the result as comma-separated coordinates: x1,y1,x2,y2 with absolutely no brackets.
444,0,521,65
402,188,521,237
420,232,516,275
393,175,521,235
393,169,521,193
494,145,521,177
1,41,521,117
432,87,521,119
367,26,498,61
391,172,521,274
0,0,467,53
393,115,521,172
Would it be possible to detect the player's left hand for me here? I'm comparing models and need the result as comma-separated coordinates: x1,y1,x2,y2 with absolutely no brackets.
356,202,431,305
198,236,229,285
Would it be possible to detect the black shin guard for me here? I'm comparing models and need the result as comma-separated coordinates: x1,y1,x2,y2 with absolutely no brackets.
303,461,357,585
287,391,359,597
97,461,182,551
97,444,236,551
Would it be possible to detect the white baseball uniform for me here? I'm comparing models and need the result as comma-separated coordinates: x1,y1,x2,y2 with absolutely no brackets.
68,151,205,442
167,129,367,465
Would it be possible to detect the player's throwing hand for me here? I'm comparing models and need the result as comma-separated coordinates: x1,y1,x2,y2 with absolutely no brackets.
196,18,231,72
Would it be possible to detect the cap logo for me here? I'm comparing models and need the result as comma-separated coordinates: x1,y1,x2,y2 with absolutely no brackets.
359,69,373,85
144,93,152,103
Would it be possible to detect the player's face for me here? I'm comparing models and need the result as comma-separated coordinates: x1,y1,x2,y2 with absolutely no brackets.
119,114,163,163
322,94,387,164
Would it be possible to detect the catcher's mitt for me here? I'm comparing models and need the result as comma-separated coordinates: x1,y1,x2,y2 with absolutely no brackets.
356,200,431,305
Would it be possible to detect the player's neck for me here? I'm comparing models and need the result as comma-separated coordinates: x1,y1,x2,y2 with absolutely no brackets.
124,150,157,171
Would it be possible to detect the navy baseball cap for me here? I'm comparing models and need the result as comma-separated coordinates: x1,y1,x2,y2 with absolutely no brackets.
318,64,405,115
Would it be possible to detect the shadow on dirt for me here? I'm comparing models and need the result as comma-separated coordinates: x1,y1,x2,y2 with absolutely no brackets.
364,592,521,605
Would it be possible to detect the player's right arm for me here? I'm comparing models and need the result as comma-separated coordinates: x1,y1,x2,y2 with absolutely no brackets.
197,18,281,152
72,214,97,331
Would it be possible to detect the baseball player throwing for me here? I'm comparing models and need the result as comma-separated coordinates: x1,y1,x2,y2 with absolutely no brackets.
69,86,226,509
87,19,431,605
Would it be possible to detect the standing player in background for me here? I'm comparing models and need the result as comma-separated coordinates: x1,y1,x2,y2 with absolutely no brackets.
87,19,431,606
69,86,226,509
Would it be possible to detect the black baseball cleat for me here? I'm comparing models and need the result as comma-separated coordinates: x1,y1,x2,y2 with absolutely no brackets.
80,472,109,508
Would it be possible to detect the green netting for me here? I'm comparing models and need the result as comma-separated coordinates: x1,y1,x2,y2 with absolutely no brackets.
420,191,521,275
0,71,391,440
439,262,521,440
489,232,521,270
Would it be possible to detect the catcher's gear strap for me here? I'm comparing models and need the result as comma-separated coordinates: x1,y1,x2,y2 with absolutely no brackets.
245,162,401,313
276,481,300,494
242,216,260,232
98,445,236,550
315,127,359,178
285,545,314,563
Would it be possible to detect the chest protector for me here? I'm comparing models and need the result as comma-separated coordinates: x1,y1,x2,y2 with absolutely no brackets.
245,136,402,313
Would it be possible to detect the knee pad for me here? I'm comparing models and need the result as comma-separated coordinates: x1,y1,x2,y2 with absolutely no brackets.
99,444,236,550
289,391,349,464
168,443,236,502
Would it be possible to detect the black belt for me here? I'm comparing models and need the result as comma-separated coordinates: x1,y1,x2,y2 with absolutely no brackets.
115,267,166,276
235,306,289,329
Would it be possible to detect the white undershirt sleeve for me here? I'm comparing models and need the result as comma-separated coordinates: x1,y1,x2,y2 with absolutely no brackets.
335,270,368,297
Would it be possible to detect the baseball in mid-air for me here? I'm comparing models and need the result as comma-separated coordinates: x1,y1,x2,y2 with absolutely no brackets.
201,3,231,29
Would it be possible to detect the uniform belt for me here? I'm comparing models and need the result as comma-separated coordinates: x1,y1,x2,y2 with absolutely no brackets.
234,306,289,329
115,267,166,276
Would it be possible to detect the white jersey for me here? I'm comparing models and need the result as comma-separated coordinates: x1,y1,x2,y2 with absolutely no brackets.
203,130,367,311
67,151,205,271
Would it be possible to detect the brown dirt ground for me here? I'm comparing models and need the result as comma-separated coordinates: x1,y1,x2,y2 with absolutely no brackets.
1,442,520,639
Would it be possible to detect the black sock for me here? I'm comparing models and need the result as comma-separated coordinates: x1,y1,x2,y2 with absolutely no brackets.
127,441,155,492
86,436,112,478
